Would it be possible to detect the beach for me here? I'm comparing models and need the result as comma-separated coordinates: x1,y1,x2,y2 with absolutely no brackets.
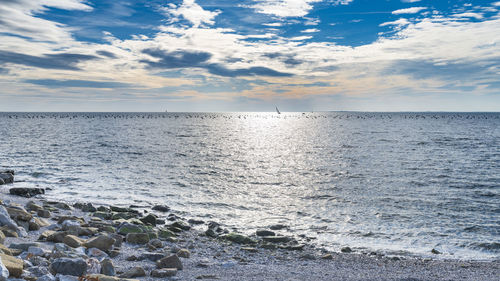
1,181,499,281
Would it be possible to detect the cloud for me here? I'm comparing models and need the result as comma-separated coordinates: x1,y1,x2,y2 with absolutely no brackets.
24,79,132,88
452,13,484,20
246,0,352,18
0,0,92,42
163,0,221,27
141,48,292,77
380,18,410,27
0,50,97,70
392,7,426,15
401,0,421,3
96,50,117,58
301,28,320,33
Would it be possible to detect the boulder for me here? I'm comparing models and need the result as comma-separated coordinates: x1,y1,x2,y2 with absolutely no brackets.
0,254,23,278
9,242,41,251
139,214,157,226
49,257,87,276
6,206,32,222
46,231,69,243
224,233,256,244
37,209,51,218
0,173,13,184
176,249,190,258
100,258,115,276
126,233,149,244
0,255,8,281
84,235,116,252
119,266,145,278
261,236,291,243
9,187,44,198
152,205,170,212
86,258,101,274
256,230,275,237
156,255,183,270
81,203,97,212
26,201,43,212
117,223,143,235
151,268,177,277
63,235,84,248
0,230,4,244
0,244,12,256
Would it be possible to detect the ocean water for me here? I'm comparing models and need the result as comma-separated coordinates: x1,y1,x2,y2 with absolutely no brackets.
0,112,499,260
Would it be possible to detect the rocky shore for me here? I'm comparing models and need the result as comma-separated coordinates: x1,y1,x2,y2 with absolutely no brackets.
0,171,499,281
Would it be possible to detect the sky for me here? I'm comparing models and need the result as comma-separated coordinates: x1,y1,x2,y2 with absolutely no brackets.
0,0,499,112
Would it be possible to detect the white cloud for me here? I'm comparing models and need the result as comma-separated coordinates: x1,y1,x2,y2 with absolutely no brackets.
163,0,221,27
392,7,426,14
263,22,283,27
452,12,484,20
247,0,352,18
301,28,320,33
401,0,421,3
494,2,500,7
0,0,92,42
380,18,410,27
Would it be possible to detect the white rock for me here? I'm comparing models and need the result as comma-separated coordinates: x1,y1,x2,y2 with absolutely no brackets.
0,256,9,281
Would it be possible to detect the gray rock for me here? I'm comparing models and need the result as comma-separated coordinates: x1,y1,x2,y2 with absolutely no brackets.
261,236,291,243
126,233,149,244
177,249,190,258
157,255,183,270
0,208,15,229
152,205,170,212
100,258,115,276
151,268,177,277
119,266,145,278
83,235,115,251
341,246,352,253
138,252,165,262
81,203,97,213
9,188,44,198
256,230,276,236
0,255,9,281
0,173,13,184
36,274,56,281
57,275,79,281
28,246,47,256
37,209,51,218
27,266,50,277
49,258,87,276
9,242,41,251
86,258,101,274
269,224,287,230
140,214,157,226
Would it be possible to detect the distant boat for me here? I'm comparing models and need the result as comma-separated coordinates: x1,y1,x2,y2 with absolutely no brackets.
275,106,281,114
165,109,168,112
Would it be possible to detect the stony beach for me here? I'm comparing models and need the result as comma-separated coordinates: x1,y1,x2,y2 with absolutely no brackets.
1,170,499,281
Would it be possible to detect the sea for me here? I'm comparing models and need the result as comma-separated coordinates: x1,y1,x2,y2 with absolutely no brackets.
0,112,498,260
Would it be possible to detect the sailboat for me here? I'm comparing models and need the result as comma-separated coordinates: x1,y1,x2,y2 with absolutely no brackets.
275,106,281,114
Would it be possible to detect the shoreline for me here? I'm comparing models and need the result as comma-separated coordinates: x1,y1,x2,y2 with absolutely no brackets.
0,185,499,280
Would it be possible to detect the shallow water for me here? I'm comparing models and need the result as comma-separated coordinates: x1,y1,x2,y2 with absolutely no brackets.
0,112,499,260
